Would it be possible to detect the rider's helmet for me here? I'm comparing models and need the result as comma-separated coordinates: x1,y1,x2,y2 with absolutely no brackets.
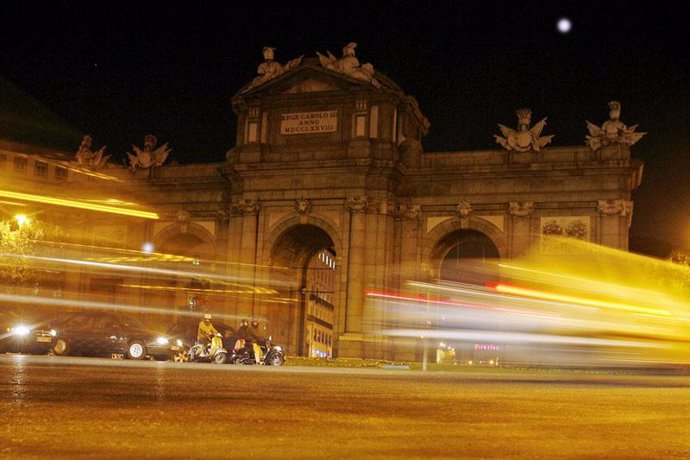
204,313,212,323
241,319,249,328
251,320,259,329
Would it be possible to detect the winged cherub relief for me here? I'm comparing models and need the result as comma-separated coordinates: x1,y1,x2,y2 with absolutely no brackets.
126,134,171,172
494,108,554,152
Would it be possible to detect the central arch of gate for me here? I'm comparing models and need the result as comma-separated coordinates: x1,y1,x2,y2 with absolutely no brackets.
264,219,340,358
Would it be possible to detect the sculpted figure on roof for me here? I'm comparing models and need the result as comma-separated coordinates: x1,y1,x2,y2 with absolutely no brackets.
317,42,381,88
126,134,171,172
244,46,304,91
74,134,110,169
585,101,646,151
494,108,554,152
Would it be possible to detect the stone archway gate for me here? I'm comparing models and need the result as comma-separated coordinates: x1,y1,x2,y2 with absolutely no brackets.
73,50,642,361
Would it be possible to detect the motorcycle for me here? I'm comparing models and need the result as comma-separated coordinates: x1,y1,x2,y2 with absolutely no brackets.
188,332,228,364
230,336,285,366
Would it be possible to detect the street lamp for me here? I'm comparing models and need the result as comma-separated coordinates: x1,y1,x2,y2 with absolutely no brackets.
14,214,30,229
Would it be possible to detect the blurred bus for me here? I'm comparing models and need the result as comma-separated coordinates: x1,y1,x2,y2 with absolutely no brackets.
370,237,690,369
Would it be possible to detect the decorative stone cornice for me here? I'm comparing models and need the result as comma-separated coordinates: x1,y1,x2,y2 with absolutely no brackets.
509,201,535,217
294,198,312,214
232,198,260,215
597,199,633,216
345,195,368,212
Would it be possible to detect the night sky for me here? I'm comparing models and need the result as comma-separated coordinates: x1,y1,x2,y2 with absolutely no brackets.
2,1,689,254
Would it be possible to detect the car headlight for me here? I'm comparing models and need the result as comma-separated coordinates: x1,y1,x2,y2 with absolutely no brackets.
176,339,183,347
50,329,57,337
156,337,170,345
12,325,31,336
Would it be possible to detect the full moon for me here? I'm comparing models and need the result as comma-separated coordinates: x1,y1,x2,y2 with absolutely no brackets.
557,18,572,33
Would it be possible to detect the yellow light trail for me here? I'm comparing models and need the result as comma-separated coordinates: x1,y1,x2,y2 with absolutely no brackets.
493,283,672,317
0,292,266,323
0,189,159,219
2,253,298,289
121,284,278,295
64,165,123,182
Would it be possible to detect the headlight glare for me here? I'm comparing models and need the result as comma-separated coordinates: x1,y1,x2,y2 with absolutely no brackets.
176,339,183,347
156,337,169,345
13,325,31,336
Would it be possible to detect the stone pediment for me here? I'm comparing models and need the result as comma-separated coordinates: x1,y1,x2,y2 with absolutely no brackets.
233,59,401,103
229,53,427,156
281,78,341,94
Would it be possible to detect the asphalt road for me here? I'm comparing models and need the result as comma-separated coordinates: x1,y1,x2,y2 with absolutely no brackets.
1,355,689,459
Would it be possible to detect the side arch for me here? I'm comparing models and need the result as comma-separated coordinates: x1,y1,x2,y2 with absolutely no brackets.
154,222,216,250
145,223,218,323
422,216,507,279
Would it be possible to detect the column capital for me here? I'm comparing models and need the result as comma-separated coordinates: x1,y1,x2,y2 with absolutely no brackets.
231,198,260,215
509,201,535,217
597,199,633,216
396,203,421,220
345,195,368,212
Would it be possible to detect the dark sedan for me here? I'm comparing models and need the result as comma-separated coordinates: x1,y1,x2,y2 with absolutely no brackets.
51,311,182,360
0,310,55,354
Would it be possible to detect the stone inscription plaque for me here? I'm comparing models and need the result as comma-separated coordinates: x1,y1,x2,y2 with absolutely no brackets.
280,111,338,135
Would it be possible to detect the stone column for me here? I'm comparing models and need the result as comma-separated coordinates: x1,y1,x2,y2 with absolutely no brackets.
394,202,422,362
226,198,260,317
338,195,367,358
509,201,534,257
361,198,395,359
597,199,633,249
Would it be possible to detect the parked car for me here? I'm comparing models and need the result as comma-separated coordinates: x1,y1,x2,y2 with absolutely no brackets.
51,311,181,360
0,309,55,354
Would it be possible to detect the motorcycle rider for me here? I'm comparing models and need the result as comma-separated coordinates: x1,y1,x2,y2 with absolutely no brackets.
197,313,220,356
234,319,263,364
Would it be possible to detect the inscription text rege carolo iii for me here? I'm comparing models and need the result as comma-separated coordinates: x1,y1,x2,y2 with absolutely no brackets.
281,111,338,134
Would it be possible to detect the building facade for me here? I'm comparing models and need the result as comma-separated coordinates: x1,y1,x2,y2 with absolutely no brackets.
1,47,644,361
